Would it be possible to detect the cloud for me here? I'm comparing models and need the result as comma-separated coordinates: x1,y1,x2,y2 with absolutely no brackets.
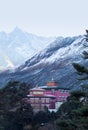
4,55,14,68
0,49,14,68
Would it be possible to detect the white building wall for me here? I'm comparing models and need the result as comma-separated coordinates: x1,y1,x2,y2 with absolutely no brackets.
55,102,63,110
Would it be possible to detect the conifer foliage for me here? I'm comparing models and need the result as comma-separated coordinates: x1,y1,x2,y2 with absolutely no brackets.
56,30,88,130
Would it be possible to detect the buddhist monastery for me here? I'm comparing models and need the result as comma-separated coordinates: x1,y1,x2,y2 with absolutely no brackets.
39,78,70,110
23,78,70,112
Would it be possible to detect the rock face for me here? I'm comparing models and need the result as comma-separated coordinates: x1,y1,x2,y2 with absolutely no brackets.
0,34,87,89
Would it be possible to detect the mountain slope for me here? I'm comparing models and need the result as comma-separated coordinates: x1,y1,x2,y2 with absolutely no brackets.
0,27,55,70
0,35,87,89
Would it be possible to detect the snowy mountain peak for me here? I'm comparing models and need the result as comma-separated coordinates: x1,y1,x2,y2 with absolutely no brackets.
13,26,22,32
0,28,55,70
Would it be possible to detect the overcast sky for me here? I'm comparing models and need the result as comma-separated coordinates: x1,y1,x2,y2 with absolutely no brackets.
0,0,88,37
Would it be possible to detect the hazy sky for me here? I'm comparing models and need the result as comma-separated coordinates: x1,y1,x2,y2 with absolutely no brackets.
0,0,88,37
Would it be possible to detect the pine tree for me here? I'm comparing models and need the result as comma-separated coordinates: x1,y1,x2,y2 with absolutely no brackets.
72,30,88,129
56,30,88,130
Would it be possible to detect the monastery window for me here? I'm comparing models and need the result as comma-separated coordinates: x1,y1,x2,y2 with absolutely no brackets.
63,90,65,93
60,90,63,93
67,90,69,92
52,89,55,94
41,98,45,103
41,104,45,109
64,90,69,93
30,92,33,95
30,98,34,103
34,104,40,109
62,96,65,101
58,96,62,101
63,90,66,93
46,98,50,103
58,89,61,92
61,90,64,93
31,104,35,108
58,89,63,93
35,98,39,103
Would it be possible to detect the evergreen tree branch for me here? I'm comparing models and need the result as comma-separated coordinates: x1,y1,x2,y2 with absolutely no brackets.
73,63,88,74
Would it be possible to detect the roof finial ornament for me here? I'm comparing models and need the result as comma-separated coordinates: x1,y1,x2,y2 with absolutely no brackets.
52,77,54,81
36,85,39,88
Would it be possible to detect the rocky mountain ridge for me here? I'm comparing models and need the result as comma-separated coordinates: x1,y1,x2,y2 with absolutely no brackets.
0,34,87,89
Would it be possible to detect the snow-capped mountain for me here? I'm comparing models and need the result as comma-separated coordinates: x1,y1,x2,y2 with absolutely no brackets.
0,27,55,70
0,34,87,89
